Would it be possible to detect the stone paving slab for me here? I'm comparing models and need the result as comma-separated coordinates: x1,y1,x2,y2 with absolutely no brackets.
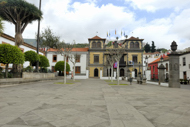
0,79,190,127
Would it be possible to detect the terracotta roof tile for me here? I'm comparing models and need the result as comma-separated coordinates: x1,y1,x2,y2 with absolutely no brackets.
47,48,89,52
88,36,106,40
148,55,168,65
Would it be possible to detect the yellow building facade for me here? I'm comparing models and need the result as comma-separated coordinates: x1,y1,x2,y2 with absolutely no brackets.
88,36,144,78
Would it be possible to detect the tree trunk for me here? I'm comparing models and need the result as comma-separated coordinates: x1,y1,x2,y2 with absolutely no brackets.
108,67,110,80
64,56,66,84
111,66,113,82
73,65,75,81
117,60,119,85
5,64,8,78
15,21,24,47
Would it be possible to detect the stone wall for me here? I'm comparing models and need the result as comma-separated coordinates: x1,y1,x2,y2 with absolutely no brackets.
23,72,55,79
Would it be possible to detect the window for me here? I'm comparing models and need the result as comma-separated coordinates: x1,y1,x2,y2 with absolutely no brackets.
130,42,134,48
134,42,139,48
132,56,137,63
92,42,96,48
66,56,69,62
166,63,168,72
153,66,155,72
97,42,101,48
183,57,186,66
76,55,80,62
53,55,57,62
75,66,81,73
94,55,99,63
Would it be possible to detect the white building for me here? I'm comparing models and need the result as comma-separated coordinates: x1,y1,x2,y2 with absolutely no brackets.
179,52,190,80
47,48,89,75
0,33,45,70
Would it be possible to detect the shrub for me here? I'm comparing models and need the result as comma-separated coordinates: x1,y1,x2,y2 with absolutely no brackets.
0,44,25,78
55,61,70,72
24,50,39,66
39,55,49,68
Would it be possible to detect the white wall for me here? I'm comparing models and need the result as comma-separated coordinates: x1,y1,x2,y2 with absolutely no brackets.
0,36,44,69
179,53,190,79
47,51,88,73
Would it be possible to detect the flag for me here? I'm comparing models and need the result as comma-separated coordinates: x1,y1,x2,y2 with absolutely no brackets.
124,31,125,36
107,32,108,37
114,62,117,68
121,30,122,36
109,32,110,37
115,29,116,35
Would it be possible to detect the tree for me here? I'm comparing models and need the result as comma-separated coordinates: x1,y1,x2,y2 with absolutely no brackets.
151,41,156,53
39,55,49,68
106,55,116,82
0,17,3,34
57,42,74,84
24,50,39,66
55,61,70,76
144,43,151,53
0,44,24,78
106,48,125,85
38,27,60,56
0,0,42,46
69,53,80,81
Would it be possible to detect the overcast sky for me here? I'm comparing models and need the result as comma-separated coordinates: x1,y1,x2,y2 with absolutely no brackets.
3,0,190,50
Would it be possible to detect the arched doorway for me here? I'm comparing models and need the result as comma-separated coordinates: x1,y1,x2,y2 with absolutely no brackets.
134,69,137,78
94,68,98,77
120,69,124,77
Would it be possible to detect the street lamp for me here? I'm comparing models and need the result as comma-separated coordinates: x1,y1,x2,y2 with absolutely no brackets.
145,55,148,79
36,0,42,72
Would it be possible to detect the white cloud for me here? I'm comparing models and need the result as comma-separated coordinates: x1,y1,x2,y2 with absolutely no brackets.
2,0,190,50
125,0,190,12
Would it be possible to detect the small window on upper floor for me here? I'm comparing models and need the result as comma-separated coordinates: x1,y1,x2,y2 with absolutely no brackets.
53,55,57,62
132,56,137,63
97,42,101,48
130,42,134,48
76,55,80,62
92,42,96,48
94,55,99,63
183,57,186,66
134,42,139,48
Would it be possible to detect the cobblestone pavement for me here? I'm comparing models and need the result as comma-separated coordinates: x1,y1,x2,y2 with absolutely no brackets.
0,79,190,127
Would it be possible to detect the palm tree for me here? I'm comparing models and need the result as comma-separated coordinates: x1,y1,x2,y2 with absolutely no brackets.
0,0,42,46
0,17,3,34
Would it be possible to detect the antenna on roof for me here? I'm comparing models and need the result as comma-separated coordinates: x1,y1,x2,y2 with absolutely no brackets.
96,31,98,35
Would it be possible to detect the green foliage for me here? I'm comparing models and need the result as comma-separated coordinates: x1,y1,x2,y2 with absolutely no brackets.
151,41,156,53
157,48,168,53
73,43,89,48
106,41,112,47
23,66,33,72
39,55,49,68
144,43,151,53
0,0,42,23
55,61,70,72
8,72,13,78
39,27,60,49
24,50,39,65
0,44,25,64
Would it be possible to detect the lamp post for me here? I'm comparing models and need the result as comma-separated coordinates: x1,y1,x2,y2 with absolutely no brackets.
145,55,148,79
36,0,42,72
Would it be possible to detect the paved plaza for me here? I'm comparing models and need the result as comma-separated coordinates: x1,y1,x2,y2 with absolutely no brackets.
0,79,190,127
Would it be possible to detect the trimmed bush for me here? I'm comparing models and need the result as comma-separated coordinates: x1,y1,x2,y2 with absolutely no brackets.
39,55,49,68
55,61,70,75
0,44,24,78
24,50,39,66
